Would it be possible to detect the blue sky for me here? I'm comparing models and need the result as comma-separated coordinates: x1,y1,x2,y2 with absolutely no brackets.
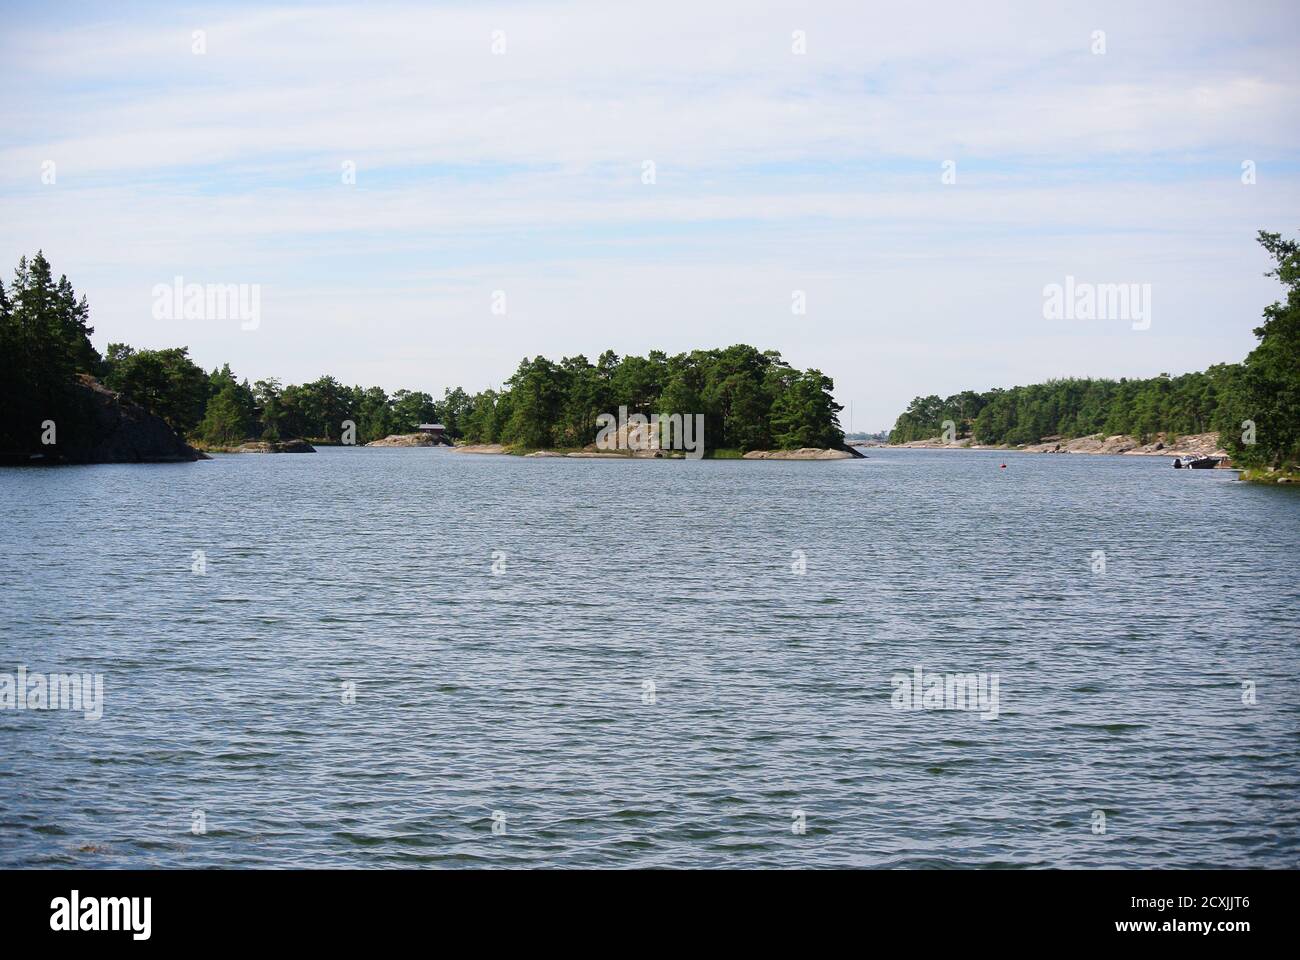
2,0,1298,429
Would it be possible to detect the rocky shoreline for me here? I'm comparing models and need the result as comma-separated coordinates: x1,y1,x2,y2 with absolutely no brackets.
233,439,316,454
450,443,508,455
443,417,862,461
892,431,1230,460
743,447,856,460
449,442,859,460
200,439,316,454
365,433,436,447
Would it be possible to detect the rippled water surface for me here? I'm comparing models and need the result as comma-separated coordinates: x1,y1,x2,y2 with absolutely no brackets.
2,448,1297,868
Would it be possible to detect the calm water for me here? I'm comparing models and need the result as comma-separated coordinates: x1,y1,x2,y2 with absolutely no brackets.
2,448,1297,868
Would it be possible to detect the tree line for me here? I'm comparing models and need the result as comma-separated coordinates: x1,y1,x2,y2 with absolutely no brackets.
889,366,1244,446
1,252,844,455
96,348,464,449
889,231,1299,471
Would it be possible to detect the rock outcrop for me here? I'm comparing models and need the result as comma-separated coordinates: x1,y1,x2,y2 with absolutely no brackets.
20,375,209,464
1019,432,1228,457
742,447,856,460
233,439,315,453
450,443,507,454
366,433,435,447
897,431,1228,458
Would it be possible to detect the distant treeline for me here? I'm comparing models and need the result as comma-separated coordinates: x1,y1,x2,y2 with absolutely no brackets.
888,231,1299,471
0,253,843,455
889,366,1244,446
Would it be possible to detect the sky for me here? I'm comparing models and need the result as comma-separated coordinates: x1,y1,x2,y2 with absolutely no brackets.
1,0,1298,431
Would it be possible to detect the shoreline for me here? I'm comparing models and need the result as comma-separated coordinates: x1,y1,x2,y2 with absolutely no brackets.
448,442,859,460
882,431,1231,461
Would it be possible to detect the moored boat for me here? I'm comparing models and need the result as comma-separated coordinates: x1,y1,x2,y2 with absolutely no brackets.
1173,455,1223,469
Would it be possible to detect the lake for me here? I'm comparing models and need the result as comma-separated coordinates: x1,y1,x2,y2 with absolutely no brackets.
1,447,1297,868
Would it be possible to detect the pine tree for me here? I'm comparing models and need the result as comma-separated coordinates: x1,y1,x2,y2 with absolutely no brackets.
1226,231,1300,470
197,383,252,446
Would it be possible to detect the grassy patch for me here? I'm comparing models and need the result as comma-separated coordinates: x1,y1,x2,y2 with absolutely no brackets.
1240,467,1300,484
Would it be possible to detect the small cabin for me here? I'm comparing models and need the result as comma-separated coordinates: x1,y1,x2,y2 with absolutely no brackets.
417,423,446,441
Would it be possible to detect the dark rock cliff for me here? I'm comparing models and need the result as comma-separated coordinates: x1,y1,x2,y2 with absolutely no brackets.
12,375,208,464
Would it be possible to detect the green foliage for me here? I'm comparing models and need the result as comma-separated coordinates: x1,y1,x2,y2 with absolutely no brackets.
888,233,1300,451
103,345,210,436
0,252,845,456
353,385,396,443
279,376,349,442
196,382,253,446
439,387,472,438
0,251,102,455
500,356,567,449
891,368,1246,447
252,379,284,440
389,390,437,434
556,355,608,446
3,256,847,457
461,345,843,452
888,390,990,443
770,369,842,448
462,389,506,443
889,232,1300,455
12,236,1294,469
1222,231,1300,470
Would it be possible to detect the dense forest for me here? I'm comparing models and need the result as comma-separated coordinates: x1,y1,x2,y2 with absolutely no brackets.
888,365,1244,446
889,231,1300,472
452,348,843,451
0,252,843,456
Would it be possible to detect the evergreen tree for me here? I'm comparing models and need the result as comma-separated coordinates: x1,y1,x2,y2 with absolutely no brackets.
1,252,101,455
770,369,844,449
104,346,210,436
1226,231,1300,470
355,385,395,443
501,356,565,448
196,382,252,445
